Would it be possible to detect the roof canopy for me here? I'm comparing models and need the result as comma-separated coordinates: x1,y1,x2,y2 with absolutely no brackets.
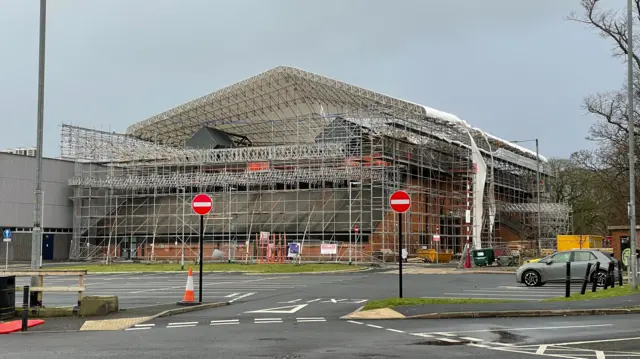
125,66,545,165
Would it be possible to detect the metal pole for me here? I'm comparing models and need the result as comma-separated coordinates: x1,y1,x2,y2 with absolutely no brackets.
21,286,29,332
5,241,8,271
181,189,185,270
198,214,204,303
628,0,638,291
228,189,231,263
30,0,46,306
348,182,352,265
398,212,403,298
536,139,542,252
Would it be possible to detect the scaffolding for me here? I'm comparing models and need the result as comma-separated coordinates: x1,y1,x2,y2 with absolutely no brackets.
61,66,571,263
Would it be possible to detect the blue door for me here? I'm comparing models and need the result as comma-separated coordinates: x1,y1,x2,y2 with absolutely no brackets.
42,234,54,260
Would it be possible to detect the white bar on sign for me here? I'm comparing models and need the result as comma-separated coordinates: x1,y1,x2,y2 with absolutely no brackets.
193,202,211,207
390,199,410,204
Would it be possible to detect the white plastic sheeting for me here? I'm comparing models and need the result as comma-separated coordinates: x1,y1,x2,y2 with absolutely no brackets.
469,133,487,250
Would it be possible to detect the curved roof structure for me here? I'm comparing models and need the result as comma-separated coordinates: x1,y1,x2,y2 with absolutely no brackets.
126,66,545,164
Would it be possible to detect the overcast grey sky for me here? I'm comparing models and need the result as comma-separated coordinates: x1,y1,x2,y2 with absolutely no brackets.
0,0,626,158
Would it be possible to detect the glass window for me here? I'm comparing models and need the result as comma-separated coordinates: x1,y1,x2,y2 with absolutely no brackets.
552,252,571,263
573,251,595,262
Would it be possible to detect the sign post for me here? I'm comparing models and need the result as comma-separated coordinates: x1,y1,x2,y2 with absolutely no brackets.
191,194,213,303
3,229,11,271
390,190,411,298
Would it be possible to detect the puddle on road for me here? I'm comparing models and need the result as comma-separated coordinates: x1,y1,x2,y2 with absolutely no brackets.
411,339,470,346
489,330,526,343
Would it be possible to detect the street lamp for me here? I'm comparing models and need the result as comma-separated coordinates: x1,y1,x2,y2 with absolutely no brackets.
348,181,362,265
627,0,638,290
510,139,542,252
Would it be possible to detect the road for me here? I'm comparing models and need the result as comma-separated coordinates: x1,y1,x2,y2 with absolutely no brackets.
6,268,640,358
5,313,640,358
14,268,594,309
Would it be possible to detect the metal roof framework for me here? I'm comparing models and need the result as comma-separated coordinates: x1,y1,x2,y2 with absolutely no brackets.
122,66,545,165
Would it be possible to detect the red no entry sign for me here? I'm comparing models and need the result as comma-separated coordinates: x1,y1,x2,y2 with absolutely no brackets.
191,193,213,215
390,190,411,213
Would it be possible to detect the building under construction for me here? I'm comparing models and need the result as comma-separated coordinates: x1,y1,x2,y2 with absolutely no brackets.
60,66,571,263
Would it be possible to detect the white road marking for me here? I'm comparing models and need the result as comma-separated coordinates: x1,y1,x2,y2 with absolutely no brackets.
418,324,613,335
330,299,337,303
595,352,605,359
366,324,383,329
245,304,307,314
544,336,640,346
460,337,484,342
133,324,155,327
166,324,196,328
228,292,255,303
306,298,321,303
168,321,198,326
347,320,363,325
210,319,239,324
436,338,460,343
536,345,548,354
351,299,368,303
130,286,182,294
386,328,405,333
434,332,456,337
468,343,491,348
125,327,150,331
279,299,302,303
410,333,434,338
224,293,240,298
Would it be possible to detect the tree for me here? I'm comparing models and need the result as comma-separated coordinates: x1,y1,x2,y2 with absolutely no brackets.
565,0,640,229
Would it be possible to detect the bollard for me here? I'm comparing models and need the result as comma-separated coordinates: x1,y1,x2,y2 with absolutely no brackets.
21,286,29,332
581,263,592,295
618,259,624,286
565,262,571,298
592,261,600,292
609,262,615,288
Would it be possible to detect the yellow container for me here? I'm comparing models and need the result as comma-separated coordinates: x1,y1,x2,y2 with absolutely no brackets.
556,235,604,251
416,249,453,263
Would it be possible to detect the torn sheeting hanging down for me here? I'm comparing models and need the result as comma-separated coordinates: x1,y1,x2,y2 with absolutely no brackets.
469,133,487,250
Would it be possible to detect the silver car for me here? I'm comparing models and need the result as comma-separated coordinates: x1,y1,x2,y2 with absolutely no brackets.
516,249,617,287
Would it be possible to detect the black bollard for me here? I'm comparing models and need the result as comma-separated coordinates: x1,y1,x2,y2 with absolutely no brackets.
592,261,600,292
581,263,592,295
618,259,624,286
565,262,571,298
21,286,29,332
609,262,615,288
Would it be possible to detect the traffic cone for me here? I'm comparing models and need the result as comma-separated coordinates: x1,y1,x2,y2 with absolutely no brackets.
177,268,197,305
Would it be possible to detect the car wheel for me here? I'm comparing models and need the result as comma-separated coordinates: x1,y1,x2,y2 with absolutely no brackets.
593,270,609,287
522,270,541,287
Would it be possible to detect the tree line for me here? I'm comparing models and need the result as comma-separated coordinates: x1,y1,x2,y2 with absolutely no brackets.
548,1,640,235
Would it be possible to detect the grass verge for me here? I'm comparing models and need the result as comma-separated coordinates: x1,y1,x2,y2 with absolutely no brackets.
543,285,640,302
362,297,517,311
47,263,358,273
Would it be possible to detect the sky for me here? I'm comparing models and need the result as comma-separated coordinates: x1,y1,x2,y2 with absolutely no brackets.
0,0,628,159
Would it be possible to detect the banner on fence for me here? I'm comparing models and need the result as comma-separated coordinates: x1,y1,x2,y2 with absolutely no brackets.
320,243,337,255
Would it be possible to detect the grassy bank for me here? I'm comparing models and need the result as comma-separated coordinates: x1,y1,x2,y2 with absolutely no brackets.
543,285,640,302
362,297,516,311
47,262,359,274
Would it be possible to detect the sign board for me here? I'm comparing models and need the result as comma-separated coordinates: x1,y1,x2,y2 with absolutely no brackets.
320,243,337,255
389,191,411,213
191,194,213,215
432,235,440,242
3,229,11,243
288,243,300,258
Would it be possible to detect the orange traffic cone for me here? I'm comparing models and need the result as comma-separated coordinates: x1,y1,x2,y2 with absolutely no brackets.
177,268,197,305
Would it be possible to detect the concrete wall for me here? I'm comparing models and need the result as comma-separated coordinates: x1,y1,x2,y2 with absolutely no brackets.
0,153,74,229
